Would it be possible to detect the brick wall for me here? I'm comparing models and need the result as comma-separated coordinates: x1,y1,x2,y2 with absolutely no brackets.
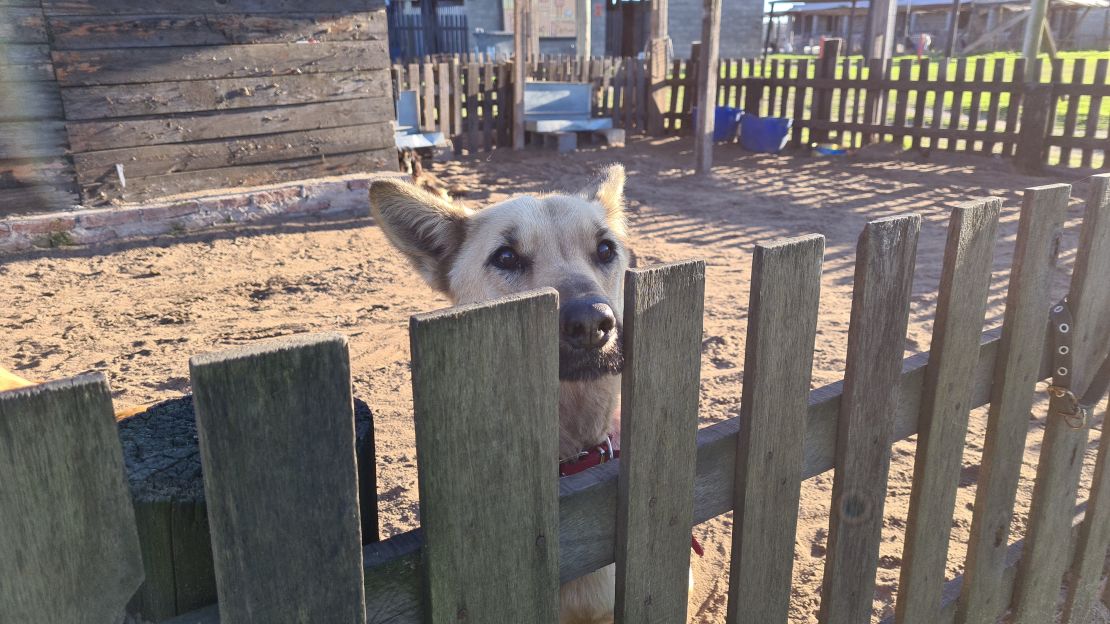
668,0,764,58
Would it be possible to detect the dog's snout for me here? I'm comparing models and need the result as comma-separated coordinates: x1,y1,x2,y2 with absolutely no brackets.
560,297,616,349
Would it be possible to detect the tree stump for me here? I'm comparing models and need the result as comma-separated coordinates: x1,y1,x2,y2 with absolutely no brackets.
118,395,376,622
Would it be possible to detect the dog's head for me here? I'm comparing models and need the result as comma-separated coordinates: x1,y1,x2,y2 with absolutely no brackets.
370,165,631,381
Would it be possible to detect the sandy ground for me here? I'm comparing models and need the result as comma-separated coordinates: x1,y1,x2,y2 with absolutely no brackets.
2,137,1107,623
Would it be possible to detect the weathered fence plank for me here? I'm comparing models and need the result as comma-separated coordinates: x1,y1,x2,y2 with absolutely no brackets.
190,333,366,623
1012,173,1110,623
53,41,389,86
173,323,1032,624
1060,175,1110,624
410,290,560,623
1063,395,1110,623
0,374,144,624
616,261,705,624
957,184,1071,624
818,214,921,624
896,199,1002,624
727,235,824,624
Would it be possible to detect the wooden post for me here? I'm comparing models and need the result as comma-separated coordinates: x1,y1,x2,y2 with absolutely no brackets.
812,38,842,144
190,334,366,623
513,0,527,149
615,261,705,623
411,291,560,623
1022,0,1050,81
694,0,722,174
0,375,144,623
647,0,670,134
1014,83,1052,173
576,0,591,58
945,0,961,57
864,0,897,62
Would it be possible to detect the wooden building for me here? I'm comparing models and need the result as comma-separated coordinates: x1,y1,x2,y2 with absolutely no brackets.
0,0,396,213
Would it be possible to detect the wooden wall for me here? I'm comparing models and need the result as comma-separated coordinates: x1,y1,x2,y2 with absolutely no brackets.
2,0,396,210
0,0,79,214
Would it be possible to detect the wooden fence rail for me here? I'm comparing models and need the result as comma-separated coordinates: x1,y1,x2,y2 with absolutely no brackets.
2,174,1109,624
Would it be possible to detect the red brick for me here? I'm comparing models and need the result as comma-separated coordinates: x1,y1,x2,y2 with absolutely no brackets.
78,209,139,229
347,178,372,190
250,187,302,208
10,217,76,235
141,201,199,223
208,195,251,211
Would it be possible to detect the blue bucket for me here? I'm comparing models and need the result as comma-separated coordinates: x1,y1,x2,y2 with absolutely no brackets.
691,106,743,142
739,116,793,153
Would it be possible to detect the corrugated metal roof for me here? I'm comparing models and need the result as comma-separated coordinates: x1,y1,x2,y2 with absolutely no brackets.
784,0,1106,12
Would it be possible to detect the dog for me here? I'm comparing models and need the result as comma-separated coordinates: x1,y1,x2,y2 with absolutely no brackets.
369,164,631,624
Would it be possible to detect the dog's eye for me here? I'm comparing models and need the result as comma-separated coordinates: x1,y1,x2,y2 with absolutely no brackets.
596,240,617,264
490,246,523,271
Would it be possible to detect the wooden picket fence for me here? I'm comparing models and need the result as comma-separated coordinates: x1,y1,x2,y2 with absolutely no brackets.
664,46,1108,171
391,54,647,154
2,174,1109,624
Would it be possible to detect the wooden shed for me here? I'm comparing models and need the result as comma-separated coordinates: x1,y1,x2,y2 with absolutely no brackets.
0,0,396,213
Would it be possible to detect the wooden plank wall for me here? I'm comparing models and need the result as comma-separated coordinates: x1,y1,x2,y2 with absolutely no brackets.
43,0,396,205
0,0,79,213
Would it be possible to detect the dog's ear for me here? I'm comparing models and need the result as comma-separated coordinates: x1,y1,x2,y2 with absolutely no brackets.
369,178,472,293
587,164,626,233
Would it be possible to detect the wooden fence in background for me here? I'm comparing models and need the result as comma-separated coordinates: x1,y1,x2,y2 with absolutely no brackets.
391,54,646,155
663,44,1109,171
392,49,1106,170
3,174,1108,624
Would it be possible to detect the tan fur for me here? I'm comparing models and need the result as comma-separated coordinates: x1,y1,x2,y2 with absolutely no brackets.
370,165,631,622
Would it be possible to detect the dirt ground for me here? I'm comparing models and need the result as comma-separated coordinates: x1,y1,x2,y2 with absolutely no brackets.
2,137,1106,623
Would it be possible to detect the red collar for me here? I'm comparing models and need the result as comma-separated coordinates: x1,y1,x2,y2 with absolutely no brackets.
558,435,618,477
557,435,703,557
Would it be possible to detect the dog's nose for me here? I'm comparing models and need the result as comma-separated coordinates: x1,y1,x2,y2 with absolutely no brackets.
560,297,616,349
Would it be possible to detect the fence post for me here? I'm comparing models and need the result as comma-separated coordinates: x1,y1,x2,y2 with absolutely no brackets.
1015,83,1053,174
812,38,842,144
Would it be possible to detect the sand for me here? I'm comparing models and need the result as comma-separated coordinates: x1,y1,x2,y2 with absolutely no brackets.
2,136,1106,623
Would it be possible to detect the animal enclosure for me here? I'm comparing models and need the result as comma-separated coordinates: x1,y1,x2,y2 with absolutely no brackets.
2,173,1109,623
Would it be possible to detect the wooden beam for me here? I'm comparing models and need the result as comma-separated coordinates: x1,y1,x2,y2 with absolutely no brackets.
694,0,722,174
513,0,527,150
865,0,897,62
1022,0,1050,80
647,0,669,134
945,0,960,57
576,0,590,58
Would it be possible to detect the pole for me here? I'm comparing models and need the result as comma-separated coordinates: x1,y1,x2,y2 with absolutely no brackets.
864,0,897,62
945,0,960,56
513,0,526,149
576,0,591,58
1022,0,1050,81
847,0,858,53
762,2,776,71
694,0,723,174
647,0,670,134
